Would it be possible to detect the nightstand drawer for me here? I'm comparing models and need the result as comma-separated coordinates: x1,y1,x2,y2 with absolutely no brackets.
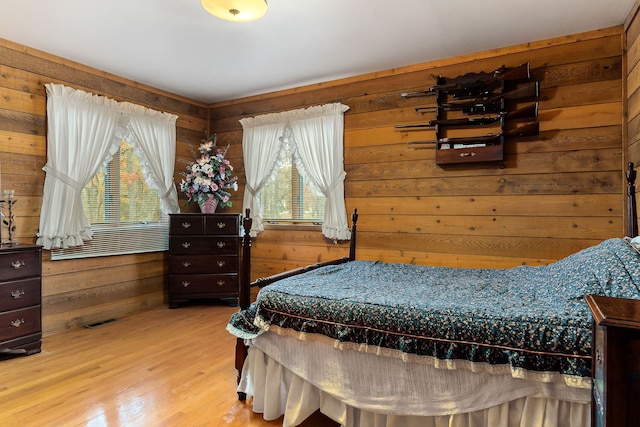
169,236,239,254
0,306,40,342
0,249,41,281
0,278,41,312
169,215,205,235
169,255,238,274
169,274,238,295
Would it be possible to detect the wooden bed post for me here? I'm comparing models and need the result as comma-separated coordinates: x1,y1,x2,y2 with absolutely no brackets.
235,208,252,401
239,208,252,311
234,207,358,400
349,208,358,261
627,162,638,238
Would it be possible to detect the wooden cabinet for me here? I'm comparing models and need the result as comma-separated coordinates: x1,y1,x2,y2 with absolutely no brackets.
585,295,640,427
0,245,42,356
168,213,241,308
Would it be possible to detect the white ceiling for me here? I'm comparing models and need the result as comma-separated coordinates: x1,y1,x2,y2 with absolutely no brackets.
1,0,636,104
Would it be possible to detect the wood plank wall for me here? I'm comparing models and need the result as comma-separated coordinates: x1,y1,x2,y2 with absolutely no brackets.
0,38,210,335
627,0,640,232
210,27,626,282
0,23,629,336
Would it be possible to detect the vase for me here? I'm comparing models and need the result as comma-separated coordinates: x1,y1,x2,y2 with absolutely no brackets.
199,196,218,213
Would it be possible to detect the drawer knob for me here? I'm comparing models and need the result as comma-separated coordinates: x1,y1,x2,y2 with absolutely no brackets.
459,152,477,158
181,281,190,287
10,290,25,299
217,261,226,268
181,222,192,229
11,318,25,328
181,242,191,249
182,261,192,268
11,260,25,269
216,241,226,248
217,280,225,286
217,222,227,229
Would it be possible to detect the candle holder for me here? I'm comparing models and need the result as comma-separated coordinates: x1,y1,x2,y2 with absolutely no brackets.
1,190,18,246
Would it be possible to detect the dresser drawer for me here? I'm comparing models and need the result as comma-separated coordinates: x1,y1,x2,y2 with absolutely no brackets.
0,278,41,312
0,249,41,281
169,236,239,254
169,255,238,274
169,274,238,295
170,215,205,235
204,215,240,235
0,306,41,342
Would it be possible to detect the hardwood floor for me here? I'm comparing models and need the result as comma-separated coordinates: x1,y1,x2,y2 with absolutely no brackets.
0,303,339,427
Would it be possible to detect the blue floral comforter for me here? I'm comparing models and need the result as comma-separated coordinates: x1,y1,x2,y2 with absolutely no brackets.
228,238,640,378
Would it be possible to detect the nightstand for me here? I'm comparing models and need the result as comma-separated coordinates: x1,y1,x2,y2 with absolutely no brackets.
0,244,42,356
585,295,640,427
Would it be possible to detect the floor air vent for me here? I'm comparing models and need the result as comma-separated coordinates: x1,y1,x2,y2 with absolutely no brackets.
84,318,117,329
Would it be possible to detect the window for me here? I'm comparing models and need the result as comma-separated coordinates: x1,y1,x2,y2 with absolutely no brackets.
83,140,162,224
51,140,168,260
240,103,351,239
259,138,325,224
39,83,179,253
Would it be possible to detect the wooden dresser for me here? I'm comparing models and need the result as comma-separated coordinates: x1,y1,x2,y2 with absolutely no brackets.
0,244,42,356
168,213,241,308
585,295,640,427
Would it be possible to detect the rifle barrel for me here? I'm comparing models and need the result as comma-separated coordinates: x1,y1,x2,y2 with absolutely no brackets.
407,120,539,146
395,124,435,129
407,141,439,145
403,63,532,99
427,62,531,95
401,91,437,98
439,82,539,112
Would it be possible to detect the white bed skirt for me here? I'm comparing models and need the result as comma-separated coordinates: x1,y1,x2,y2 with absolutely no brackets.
238,332,591,427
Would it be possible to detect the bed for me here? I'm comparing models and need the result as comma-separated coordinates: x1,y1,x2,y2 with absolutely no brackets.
227,163,640,427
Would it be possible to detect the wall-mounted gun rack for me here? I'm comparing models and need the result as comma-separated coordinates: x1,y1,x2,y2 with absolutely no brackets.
396,62,540,165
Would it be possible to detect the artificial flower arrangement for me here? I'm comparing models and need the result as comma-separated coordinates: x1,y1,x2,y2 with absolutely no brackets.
179,133,238,209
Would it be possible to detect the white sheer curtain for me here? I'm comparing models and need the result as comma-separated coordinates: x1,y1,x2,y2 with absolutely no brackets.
38,84,124,249
37,83,179,250
239,116,286,236
289,103,350,240
239,103,350,240
125,106,180,214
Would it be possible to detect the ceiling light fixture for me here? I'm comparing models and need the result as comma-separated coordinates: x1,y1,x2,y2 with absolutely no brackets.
201,0,267,22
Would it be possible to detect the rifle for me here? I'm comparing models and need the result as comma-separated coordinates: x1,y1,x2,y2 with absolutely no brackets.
400,62,530,98
407,121,539,146
414,81,539,114
396,103,538,129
